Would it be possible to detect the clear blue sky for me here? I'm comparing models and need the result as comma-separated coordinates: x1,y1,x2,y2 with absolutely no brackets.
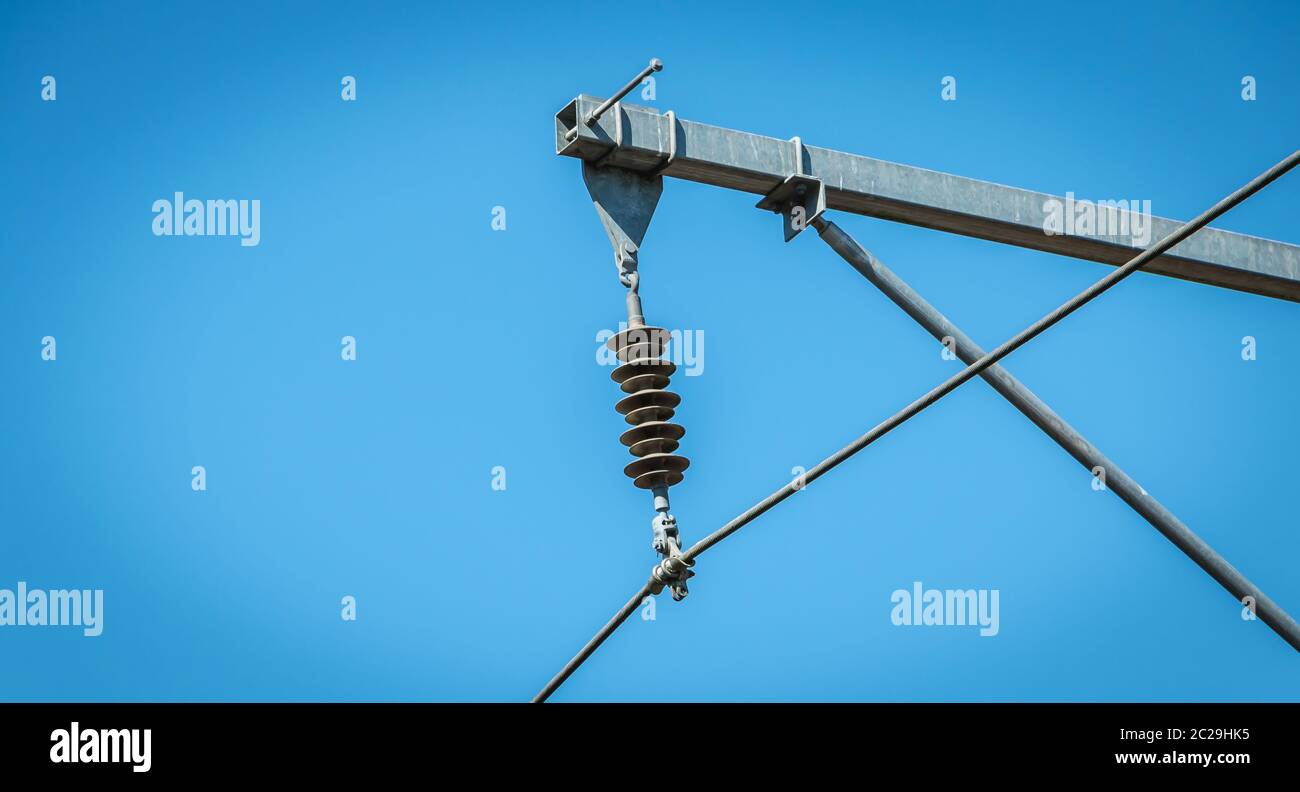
2,1,1298,701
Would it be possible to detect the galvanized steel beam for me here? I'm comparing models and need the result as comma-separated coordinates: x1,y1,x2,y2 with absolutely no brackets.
557,95,1300,302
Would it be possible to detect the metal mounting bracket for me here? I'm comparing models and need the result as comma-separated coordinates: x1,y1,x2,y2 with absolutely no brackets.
582,161,663,285
590,102,625,169
756,137,825,242
757,172,826,242
759,137,826,240
647,110,678,177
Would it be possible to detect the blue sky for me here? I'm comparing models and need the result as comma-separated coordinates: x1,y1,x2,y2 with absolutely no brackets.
1,1,1297,701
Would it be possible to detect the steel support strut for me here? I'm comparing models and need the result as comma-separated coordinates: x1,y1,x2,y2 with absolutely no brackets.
813,217,1300,652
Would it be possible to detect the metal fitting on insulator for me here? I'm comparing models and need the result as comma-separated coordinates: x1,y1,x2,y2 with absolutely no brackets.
651,512,680,557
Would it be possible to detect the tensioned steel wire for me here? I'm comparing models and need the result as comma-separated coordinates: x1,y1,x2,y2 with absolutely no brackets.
534,150,1300,703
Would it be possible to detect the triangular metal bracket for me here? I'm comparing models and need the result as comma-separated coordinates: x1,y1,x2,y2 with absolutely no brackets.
583,161,663,285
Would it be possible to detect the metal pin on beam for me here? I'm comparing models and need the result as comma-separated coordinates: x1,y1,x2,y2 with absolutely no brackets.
565,58,663,142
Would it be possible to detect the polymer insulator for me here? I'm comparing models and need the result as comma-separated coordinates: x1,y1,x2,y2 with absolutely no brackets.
607,326,690,491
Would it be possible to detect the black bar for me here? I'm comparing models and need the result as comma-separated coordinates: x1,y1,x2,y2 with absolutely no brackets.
0,703,1288,778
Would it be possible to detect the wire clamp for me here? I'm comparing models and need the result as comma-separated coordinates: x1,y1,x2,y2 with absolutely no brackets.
650,541,694,602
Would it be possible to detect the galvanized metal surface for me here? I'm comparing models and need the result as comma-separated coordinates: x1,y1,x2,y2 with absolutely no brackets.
581,162,663,285
557,95,1300,301
815,218,1300,651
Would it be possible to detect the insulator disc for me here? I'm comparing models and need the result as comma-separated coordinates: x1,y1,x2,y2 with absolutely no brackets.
607,326,670,358
619,420,686,448
617,372,671,393
632,469,685,490
615,389,680,417
623,452,690,483
624,405,675,425
612,359,676,384
616,342,664,363
629,436,679,456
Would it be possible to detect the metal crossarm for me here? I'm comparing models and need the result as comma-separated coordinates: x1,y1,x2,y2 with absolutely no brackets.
557,95,1300,301
536,148,1300,702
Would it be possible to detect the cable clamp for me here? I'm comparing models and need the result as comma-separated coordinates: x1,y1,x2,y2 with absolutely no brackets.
650,554,694,601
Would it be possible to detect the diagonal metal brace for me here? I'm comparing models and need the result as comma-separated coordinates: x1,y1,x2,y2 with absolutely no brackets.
809,216,1300,652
